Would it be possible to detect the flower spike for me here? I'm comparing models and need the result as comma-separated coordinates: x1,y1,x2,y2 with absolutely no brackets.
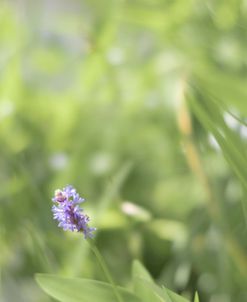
52,185,96,238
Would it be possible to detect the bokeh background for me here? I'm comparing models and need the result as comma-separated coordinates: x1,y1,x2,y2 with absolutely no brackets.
1,1,247,301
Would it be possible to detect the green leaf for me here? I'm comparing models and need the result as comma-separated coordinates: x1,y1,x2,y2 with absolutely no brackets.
189,97,247,192
196,68,247,116
193,292,200,302
132,260,154,283
35,274,141,302
162,287,190,302
134,278,165,302
131,261,190,302
132,261,165,302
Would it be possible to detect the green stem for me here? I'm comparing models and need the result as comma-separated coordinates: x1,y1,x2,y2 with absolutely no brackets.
87,239,124,302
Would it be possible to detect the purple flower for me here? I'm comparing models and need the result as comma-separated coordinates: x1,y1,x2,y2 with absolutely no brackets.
52,185,96,238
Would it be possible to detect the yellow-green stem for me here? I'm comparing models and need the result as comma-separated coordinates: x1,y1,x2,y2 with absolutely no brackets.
87,239,124,302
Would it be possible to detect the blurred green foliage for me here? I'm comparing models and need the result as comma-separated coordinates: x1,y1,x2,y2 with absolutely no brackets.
1,0,247,301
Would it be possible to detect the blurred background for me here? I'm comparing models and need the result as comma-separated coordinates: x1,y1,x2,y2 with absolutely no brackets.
1,0,247,301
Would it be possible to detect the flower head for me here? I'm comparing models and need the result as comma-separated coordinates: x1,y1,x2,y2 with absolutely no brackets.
52,185,96,238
